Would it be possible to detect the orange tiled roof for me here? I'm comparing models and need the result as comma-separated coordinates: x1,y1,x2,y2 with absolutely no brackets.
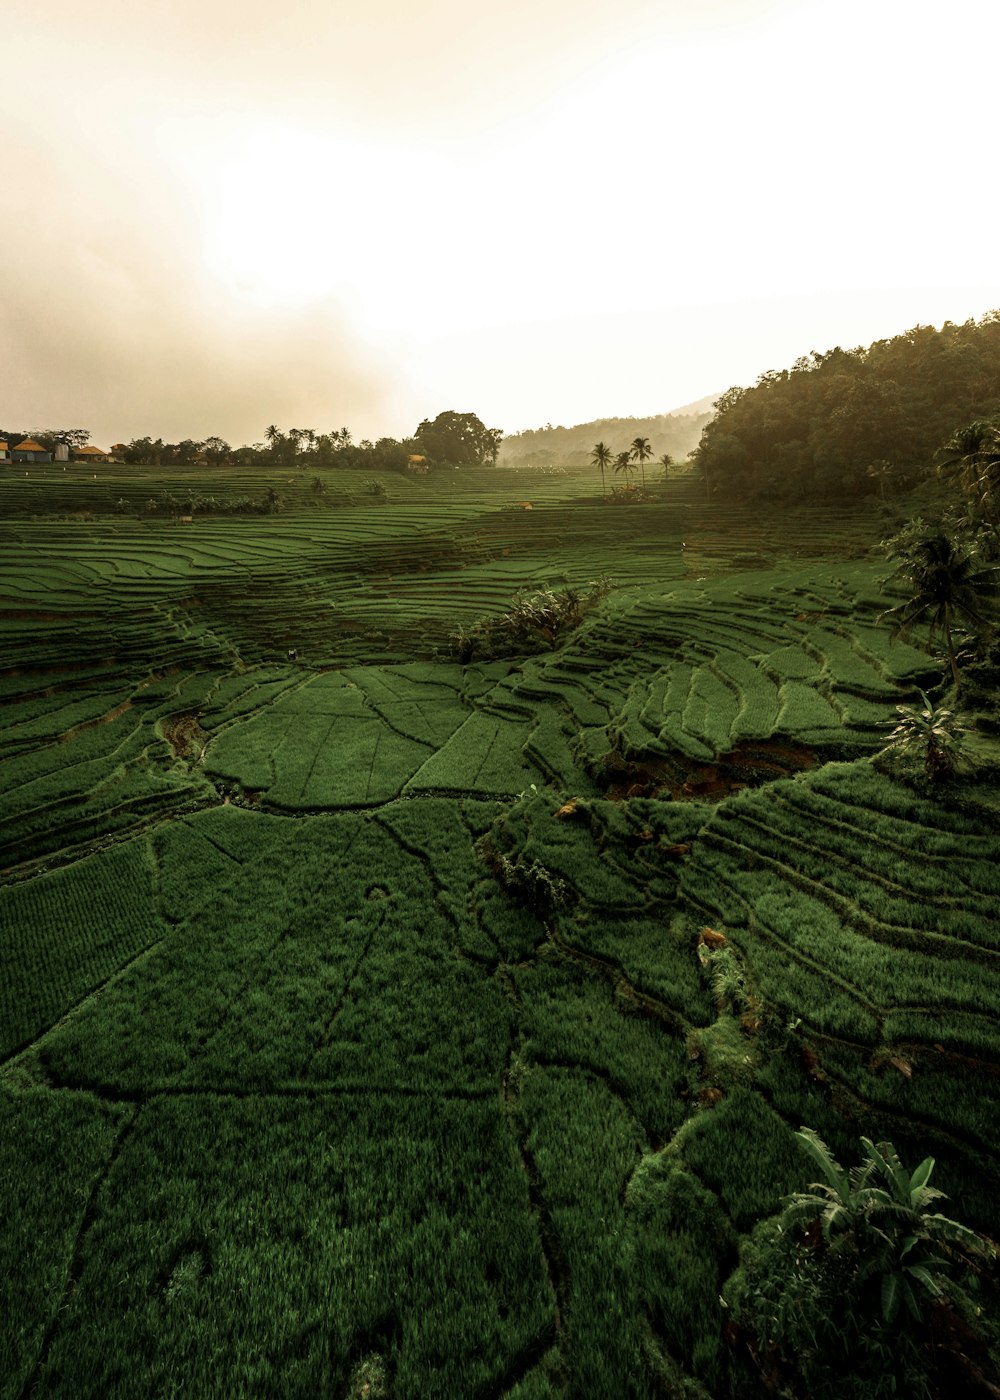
76,444,108,455
15,439,46,451
0,441,8,450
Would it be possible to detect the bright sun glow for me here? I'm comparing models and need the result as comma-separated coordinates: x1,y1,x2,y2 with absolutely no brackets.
202,130,359,307
201,127,445,316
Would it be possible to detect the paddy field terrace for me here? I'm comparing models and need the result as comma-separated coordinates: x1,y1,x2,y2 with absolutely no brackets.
2,457,998,1398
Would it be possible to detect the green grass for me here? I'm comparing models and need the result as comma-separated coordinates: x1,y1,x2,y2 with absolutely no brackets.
2,467,998,1397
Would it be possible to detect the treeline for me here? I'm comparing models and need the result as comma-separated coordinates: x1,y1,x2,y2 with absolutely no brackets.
121,429,413,472
0,411,504,474
0,427,91,451
694,311,1000,500
499,411,711,468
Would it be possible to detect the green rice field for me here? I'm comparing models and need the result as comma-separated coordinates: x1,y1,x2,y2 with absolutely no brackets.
2,460,998,1398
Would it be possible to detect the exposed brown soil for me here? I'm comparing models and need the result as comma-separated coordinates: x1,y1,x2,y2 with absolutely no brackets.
604,739,817,802
161,710,207,760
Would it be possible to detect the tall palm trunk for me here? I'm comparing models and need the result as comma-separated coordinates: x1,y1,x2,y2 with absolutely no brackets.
944,605,960,687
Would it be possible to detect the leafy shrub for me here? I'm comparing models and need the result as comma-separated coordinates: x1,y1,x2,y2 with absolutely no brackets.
477,837,570,917
879,691,968,781
722,1130,998,1400
451,579,611,662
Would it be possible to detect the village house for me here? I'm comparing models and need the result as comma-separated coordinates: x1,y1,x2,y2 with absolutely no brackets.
74,444,112,464
0,441,10,463
12,439,52,463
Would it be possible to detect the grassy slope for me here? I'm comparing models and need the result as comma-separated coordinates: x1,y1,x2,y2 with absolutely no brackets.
1,466,998,1398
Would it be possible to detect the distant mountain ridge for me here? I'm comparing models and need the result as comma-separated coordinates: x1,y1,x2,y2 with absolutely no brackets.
665,392,721,417
499,405,714,467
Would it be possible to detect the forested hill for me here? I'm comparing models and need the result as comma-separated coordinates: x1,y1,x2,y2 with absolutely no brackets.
499,410,712,467
695,311,1000,501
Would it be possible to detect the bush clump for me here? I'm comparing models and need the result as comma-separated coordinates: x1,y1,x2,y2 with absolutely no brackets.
451,578,611,662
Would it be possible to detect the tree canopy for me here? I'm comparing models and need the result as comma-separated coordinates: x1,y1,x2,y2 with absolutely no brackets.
413,411,501,467
693,312,1000,501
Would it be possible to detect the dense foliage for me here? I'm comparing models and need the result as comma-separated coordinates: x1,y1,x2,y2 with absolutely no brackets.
695,312,1000,500
1,414,502,475
726,1131,997,1399
878,520,1000,684
449,578,612,661
413,410,502,467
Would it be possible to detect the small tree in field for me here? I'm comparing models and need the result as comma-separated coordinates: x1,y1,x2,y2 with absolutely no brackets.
630,436,653,492
879,523,999,686
866,458,895,500
881,691,967,782
726,1129,996,1400
591,441,613,498
614,450,636,489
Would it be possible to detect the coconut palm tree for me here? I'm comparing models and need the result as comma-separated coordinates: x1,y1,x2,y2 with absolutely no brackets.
591,441,613,499
879,526,1000,685
659,452,674,481
937,420,1000,524
614,450,636,488
866,459,894,501
630,436,653,492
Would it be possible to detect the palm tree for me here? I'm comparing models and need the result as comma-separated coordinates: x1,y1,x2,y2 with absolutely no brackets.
613,450,636,489
630,436,652,493
879,526,1000,686
659,452,674,481
591,441,613,498
265,424,283,454
866,459,894,501
937,420,1000,524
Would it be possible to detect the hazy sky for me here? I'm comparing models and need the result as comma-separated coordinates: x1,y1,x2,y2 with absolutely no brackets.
4,0,999,447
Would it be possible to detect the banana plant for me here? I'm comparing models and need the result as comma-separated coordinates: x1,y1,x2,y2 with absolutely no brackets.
882,690,967,781
782,1128,991,1323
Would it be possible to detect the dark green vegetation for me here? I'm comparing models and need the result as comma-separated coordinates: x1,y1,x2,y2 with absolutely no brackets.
726,1131,997,1399
695,312,1000,501
2,454,999,1398
2,409,502,478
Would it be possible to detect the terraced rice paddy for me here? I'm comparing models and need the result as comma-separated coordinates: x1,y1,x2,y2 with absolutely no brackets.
2,466,998,1398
